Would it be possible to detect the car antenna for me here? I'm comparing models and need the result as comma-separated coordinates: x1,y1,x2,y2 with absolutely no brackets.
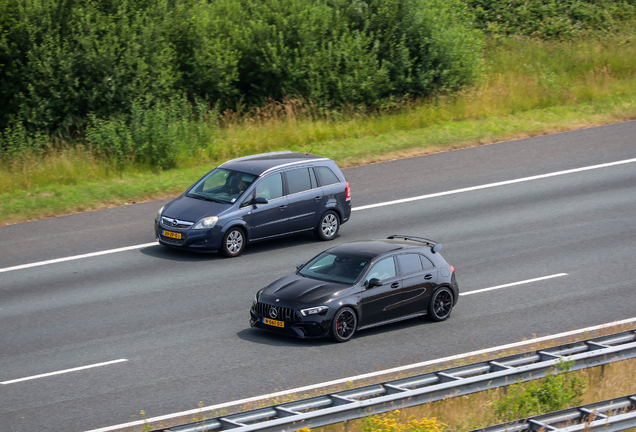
306,145,314,155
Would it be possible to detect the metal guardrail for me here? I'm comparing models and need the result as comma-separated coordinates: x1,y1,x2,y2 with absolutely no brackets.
152,329,636,432
472,394,636,432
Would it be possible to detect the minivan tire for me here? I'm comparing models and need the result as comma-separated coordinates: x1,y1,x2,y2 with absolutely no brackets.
221,227,246,258
315,211,339,241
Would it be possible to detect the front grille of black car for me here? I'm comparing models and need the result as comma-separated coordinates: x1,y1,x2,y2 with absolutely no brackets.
160,235,185,246
255,302,298,322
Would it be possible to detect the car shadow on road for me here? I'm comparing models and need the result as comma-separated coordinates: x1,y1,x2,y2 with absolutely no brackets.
236,316,436,346
139,232,336,262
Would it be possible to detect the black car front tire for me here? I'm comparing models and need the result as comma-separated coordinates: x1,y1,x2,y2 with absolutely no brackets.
428,286,454,322
315,211,340,241
330,307,357,342
221,227,246,258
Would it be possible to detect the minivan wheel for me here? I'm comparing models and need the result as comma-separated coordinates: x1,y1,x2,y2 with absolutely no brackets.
330,307,357,342
315,211,339,241
428,286,454,322
221,227,245,258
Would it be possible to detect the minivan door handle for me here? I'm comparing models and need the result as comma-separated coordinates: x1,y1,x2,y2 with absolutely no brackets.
424,274,433,280
278,205,287,210
391,282,400,288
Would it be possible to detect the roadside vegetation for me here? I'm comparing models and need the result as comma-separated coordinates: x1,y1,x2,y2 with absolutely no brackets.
1,0,636,225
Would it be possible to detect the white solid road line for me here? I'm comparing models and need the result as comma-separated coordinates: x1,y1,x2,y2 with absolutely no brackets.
461,273,568,296
1,359,128,385
85,317,636,432
352,157,636,211
1,157,635,275
0,242,157,274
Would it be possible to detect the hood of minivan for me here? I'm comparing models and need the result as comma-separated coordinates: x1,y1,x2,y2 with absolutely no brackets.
261,273,350,304
164,195,231,222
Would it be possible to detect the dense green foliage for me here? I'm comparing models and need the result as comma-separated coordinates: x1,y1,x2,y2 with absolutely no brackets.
493,360,588,421
0,0,484,164
467,0,636,39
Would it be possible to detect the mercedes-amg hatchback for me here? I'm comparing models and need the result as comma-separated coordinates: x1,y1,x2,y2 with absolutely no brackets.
250,235,459,342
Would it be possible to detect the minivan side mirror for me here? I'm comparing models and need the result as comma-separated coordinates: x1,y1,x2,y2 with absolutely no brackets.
254,197,268,206
296,263,305,271
366,278,383,288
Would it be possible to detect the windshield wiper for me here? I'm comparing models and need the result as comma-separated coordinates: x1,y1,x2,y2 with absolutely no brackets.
187,193,225,204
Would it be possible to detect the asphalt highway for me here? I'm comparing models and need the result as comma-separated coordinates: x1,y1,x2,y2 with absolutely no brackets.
1,121,635,432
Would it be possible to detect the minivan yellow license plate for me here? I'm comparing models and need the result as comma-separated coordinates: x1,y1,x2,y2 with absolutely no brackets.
163,230,181,239
263,318,284,328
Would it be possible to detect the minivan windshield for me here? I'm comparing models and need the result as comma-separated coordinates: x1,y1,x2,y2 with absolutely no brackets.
187,169,257,204
298,252,369,284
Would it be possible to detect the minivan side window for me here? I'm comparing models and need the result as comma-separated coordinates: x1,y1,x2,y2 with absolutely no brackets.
315,166,339,186
286,168,312,194
255,173,283,200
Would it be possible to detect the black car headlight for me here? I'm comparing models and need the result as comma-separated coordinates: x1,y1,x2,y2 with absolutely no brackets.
300,306,329,317
254,290,263,306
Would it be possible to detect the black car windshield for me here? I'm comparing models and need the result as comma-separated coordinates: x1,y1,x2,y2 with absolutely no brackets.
299,252,369,285
187,169,257,204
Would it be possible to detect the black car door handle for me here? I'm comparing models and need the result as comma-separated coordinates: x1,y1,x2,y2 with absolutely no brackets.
279,205,287,210
314,196,322,201
424,274,432,280
391,282,400,288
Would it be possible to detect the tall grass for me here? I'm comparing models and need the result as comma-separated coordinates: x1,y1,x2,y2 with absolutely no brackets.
1,29,636,222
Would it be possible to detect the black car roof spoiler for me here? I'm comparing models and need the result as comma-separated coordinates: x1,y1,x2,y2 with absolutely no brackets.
387,235,442,253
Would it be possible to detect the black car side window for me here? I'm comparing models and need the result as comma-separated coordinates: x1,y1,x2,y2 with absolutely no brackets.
365,257,397,284
286,168,312,194
420,254,435,270
315,166,339,186
255,173,283,200
396,253,424,275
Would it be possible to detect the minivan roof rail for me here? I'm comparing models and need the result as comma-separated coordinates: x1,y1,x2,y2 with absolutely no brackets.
387,235,441,252
220,151,293,166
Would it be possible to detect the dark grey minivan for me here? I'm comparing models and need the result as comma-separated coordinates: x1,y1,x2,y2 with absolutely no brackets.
155,151,352,257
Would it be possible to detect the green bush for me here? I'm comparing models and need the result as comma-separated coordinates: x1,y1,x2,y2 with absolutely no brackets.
466,0,636,39
0,0,485,163
492,359,588,422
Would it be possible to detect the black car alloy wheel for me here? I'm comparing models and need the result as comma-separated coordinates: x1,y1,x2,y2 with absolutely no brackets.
428,286,453,321
316,211,339,241
222,227,245,257
330,307,357,342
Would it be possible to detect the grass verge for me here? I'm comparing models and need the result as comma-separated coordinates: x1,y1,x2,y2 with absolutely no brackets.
2,94,636,226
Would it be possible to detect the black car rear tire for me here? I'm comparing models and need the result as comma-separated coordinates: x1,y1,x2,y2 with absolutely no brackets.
315,211,340,241
428,287,454,322
330,307,357,342
221,227,245,258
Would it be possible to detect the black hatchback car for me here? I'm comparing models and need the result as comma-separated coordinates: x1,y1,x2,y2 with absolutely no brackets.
250,236,459,342
155,151,351,257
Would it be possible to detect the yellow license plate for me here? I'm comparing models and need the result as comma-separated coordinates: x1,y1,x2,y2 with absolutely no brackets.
163,230,182,239
263,318,284,328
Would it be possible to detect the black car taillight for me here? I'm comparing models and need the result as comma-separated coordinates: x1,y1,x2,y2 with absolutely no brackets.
346,181,351,200
450,265,455,273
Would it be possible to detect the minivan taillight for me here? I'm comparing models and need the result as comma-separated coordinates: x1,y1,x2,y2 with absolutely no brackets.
450,265,455,273
346,181,351,201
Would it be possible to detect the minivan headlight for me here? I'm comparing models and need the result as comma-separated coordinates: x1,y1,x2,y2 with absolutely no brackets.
155,206,164,223
193,216,219,229
300,306,329,317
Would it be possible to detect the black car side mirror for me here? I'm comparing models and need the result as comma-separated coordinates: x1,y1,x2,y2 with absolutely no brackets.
296,263,305,271
253,197,268,206
367,278,383,288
